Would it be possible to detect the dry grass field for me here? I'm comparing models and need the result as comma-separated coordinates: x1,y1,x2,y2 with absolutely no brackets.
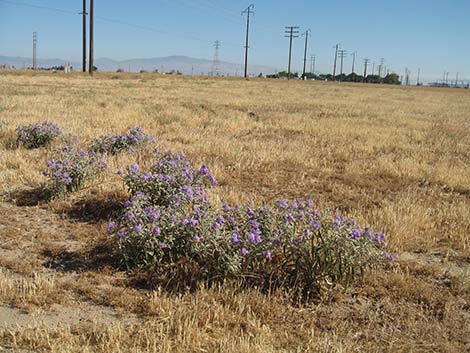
0,71,469,352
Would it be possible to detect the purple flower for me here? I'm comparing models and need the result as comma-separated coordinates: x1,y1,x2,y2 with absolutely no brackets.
199,164,209,175
117,169,123,176
312,220,320,229
284,213,295,223
277,200,288,209
118,229,127,239
129,163,139,175
240,247,249,256
193,235,201,242
133,224,143,234
107,221,116,233
152,226,161,235
231,232,241,244
351,229,361,239
263,250,273,261
158,242,167,249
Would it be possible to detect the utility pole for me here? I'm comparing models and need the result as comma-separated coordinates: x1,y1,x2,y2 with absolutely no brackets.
32,32,37,70
455,72,459,87
378,58,385,77
338,49,347,82
211,40,221,76
351,51,357,74
81,0,87,72
310,55,316,75
88,0,94,75
332,43,340,80
241,4,254,78
363,58,370,82
417,68,420,86
301,29,311,80
372,61,375,75
285,26,299,80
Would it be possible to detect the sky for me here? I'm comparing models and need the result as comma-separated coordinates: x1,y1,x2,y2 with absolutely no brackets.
0,0,469,81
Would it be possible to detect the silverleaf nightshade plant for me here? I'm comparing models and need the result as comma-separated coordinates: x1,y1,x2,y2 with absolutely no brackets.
16,121,62,149
109,149,396,295
42,146,107,197
90,127,155,155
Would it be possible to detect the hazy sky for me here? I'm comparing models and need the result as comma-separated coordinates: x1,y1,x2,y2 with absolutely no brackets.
0,0,469,81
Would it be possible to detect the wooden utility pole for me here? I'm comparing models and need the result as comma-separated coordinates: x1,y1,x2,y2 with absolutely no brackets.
89,0,94,75
285,26,299,80
82,0,87,72
301,29,311,80
242,4,254,79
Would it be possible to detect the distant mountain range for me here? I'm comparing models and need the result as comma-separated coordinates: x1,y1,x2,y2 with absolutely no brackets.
0,55,277,76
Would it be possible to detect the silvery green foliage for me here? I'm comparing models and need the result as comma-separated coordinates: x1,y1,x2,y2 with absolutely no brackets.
16,121,61,149
42,146,107,197
109,149,395,292
90,127,155,155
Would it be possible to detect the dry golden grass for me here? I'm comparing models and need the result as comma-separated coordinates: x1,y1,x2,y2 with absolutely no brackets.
0,70,469,352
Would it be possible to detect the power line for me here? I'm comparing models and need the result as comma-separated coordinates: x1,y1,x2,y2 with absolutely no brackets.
241,4,254,79
1,0,238,47
285,26,300,80
0,0,77,15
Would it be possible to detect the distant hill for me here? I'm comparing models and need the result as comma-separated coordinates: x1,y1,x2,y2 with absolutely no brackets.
0,55,277,76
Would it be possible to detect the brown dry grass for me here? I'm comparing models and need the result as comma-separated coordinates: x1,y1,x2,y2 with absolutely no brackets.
0,70,468,352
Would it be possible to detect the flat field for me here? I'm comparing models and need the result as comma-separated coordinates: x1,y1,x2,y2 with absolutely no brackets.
0,71,469,352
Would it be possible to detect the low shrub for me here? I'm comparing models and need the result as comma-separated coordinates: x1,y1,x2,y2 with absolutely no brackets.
42,146,107,197
90,127,155,155
16,121,61,149
109,150,395,295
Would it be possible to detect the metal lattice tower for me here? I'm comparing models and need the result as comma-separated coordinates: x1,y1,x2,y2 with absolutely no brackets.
211,40,221,76
32,32,37,70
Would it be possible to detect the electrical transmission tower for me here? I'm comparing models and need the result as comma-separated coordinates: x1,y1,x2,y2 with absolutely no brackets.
211,40,221,76
363,58,370,82
332,43,340,80
32,32,37,70
338,49,347,82
310,55,316,75
351,51,357,74
285,26,299,80
405,68,410,86
301,29,311,80
241,4,254,78
417,68,421,86
81,0,87,72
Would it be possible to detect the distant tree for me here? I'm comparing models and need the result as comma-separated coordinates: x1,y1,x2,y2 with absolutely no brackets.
383,73,401,85
116,68,124,73
92,66,98,72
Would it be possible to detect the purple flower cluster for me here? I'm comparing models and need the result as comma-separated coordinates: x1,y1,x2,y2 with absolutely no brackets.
16,121,62,149
109,148,395,289
122,149,216,207
42,146,107,196
90,127,156,155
